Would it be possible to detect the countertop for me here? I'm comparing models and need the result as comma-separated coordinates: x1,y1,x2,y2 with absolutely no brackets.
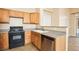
32,30,66,38
24,28,36,31
0,29,9,33
0,29,66,39
0,28,35,33
41,31,66,38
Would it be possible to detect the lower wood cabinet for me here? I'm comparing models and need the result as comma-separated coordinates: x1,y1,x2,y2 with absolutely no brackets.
0,32,9,50
31,31,41,49
25,31,31,45
31,31,66,51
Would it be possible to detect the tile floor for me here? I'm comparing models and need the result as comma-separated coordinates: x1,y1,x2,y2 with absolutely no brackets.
68,36,79,51
6,43,38,51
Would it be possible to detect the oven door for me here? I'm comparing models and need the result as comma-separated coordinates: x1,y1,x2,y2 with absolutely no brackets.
9,32,24,49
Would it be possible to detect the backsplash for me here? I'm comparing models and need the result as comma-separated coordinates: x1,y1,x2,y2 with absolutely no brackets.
23,24,36,29
36,25,67,32
9,18,23,26
0,24,36,30
0,24,9,29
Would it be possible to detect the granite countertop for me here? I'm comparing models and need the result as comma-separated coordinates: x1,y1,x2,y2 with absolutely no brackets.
41,31,66,38
0,28,35,32
0,29,9,33
24,28,36,31
0,29,66,38
32,30,66,38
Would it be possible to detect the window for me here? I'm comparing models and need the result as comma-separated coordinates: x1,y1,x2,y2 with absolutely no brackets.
40,10,52,26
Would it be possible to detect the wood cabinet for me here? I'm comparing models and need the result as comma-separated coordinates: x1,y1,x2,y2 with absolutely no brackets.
0,32,9,50
0,9,9,23
41,34,66,51
9,10,23,17
25,31,31,45
0,8,39,24
23,12,30,23
30,13,39,24
24,12,39,24
31,31,41,49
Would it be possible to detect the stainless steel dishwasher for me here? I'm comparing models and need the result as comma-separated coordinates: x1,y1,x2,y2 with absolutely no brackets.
41,35,55,51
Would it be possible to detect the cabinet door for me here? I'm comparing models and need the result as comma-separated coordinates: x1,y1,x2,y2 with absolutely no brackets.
0,33,2,49
0,32,8,50
36,34,41,49
9,10,23,17
30,13,39,24
0,9,9,23
25,31,31,45
23,12,30,23
31,32,35,45
31,32,41,49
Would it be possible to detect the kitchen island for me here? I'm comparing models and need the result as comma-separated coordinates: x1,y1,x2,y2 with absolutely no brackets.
32,30,66,51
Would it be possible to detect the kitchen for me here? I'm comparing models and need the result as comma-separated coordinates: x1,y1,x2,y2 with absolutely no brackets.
0,8,67,51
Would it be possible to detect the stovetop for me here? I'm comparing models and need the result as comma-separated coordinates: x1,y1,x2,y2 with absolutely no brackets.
9,26,24,32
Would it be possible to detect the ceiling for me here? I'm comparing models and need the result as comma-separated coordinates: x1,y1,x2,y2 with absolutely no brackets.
6,8,39,12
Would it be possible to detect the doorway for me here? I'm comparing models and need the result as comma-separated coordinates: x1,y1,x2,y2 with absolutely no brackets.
76,17,79,37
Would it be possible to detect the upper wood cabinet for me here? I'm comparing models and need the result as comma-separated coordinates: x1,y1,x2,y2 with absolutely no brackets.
23,12,30,23
9,10,23,17
23,12,39,24
30,13,39,24
0,32,9,50
0,9,9,23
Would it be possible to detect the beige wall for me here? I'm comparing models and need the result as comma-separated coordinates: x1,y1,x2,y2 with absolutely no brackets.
59,8,69,26
51,8,59,26
51,8,69,26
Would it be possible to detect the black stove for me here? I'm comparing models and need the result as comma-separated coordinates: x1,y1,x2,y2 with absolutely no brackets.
9,26,24,49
